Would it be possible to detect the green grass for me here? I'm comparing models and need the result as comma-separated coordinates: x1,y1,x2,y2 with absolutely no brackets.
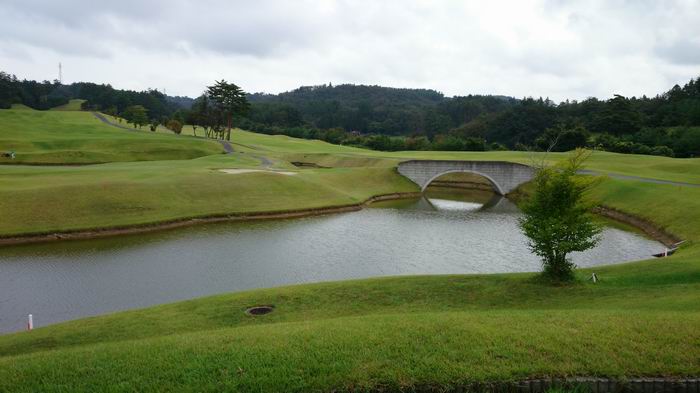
49,99,86,111
0,108,223,164
0,110,699,391
0,153,416,236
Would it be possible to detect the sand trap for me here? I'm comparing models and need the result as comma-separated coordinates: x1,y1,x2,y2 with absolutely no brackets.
219,169,297,176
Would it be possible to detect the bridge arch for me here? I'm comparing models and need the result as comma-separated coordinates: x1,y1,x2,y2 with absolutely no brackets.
397,160,535,196
420,169,505,195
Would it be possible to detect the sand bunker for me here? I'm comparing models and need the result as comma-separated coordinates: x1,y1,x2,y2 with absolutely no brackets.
219,169,297,176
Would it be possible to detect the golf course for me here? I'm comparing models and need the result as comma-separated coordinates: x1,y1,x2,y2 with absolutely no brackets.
0,105,698,392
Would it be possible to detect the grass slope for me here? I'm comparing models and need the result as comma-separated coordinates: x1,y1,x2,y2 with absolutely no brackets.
0,153,416,236
49,99,86,111
0,109,223,164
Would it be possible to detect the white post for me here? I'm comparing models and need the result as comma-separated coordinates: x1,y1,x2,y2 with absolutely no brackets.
27,314,33,331
664,248,668,257
591,273,598,283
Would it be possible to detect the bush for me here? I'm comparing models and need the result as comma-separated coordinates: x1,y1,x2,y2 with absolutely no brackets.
166,120,183,134
650,145,674,157
462,137,486,151
490,142,508,151
535,125,590,152
432,135,465,151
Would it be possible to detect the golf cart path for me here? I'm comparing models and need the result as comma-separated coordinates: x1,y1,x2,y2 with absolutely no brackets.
579,169,700,187
92,112,234,154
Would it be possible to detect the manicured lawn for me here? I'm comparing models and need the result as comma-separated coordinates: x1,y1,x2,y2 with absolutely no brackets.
0,153,416,236
0,108,223,164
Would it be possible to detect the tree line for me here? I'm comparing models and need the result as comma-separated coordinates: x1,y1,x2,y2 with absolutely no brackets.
2,70,699,156
242,80,700,157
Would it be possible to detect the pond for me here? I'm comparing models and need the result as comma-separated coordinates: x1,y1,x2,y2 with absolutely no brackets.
0,189,663,333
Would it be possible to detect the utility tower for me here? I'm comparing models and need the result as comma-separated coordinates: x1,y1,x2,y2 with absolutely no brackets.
58,62,63,84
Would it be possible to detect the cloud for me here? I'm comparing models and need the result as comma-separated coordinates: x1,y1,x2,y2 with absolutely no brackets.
1,0,699,101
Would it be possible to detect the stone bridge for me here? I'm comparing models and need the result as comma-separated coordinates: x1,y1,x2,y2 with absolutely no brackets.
397,160,536,195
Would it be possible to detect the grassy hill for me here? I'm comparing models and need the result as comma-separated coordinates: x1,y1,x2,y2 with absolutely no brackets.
0,109,698,391
49,98,86,111
0,108,223,164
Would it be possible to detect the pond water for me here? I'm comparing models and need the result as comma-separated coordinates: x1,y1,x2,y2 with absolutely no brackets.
0,189,663,333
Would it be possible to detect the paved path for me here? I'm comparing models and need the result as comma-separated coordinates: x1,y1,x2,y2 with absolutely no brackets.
218,140,234,154
252,155,274,168
92,112,135,131
579,170,700,188
93,112,234,154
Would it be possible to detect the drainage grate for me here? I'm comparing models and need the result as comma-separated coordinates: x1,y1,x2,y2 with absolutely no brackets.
245,305,274,316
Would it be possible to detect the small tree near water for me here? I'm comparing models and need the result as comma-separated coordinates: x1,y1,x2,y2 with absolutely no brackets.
519,149,602,281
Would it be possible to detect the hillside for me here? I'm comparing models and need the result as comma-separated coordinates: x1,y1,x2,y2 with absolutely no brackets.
0,108,223,164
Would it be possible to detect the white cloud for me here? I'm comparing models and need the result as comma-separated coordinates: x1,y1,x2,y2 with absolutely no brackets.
1,0,699,101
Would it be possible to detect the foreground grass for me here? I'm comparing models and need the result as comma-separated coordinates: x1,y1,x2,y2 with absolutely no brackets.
0,108,223,164
0,251,698,391
1,311,697,392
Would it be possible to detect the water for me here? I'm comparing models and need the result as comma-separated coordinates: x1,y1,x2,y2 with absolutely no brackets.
0,190,663,333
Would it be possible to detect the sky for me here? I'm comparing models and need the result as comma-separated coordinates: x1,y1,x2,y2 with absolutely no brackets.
1,0,699,101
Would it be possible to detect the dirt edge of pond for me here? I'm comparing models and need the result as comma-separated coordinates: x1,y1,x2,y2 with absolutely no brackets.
593,205,682,248
0,192,423,246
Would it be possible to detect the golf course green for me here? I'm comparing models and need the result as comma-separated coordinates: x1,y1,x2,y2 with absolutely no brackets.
0,107,698,392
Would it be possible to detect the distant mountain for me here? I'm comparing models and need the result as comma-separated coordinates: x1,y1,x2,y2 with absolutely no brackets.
248,83,446,110
166,95,195,109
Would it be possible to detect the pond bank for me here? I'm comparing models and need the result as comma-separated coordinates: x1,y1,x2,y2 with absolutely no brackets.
0,192,422,246
435,180,683,248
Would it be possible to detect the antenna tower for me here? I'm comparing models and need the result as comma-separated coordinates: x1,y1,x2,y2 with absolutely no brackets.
58,62,63,84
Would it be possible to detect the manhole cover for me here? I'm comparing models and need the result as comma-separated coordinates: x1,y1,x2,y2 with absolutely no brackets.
245,305,274,315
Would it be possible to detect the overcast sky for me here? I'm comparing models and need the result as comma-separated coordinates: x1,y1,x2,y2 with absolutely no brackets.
1,0,699,101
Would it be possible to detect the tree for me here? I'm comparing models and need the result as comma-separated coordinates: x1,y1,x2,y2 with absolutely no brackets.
190,95,214,137
122,105,148,129
206,80,249,141
166,119,183,134
518,149,601,281
595,95,641,135
535,124,590,152
149,119,159,132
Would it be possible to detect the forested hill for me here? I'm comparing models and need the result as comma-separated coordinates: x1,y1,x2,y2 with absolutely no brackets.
241,79,700,157
247,83,518,137
249,84,446,108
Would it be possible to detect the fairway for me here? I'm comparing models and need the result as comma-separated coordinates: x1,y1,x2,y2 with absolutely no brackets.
0,108,223,164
